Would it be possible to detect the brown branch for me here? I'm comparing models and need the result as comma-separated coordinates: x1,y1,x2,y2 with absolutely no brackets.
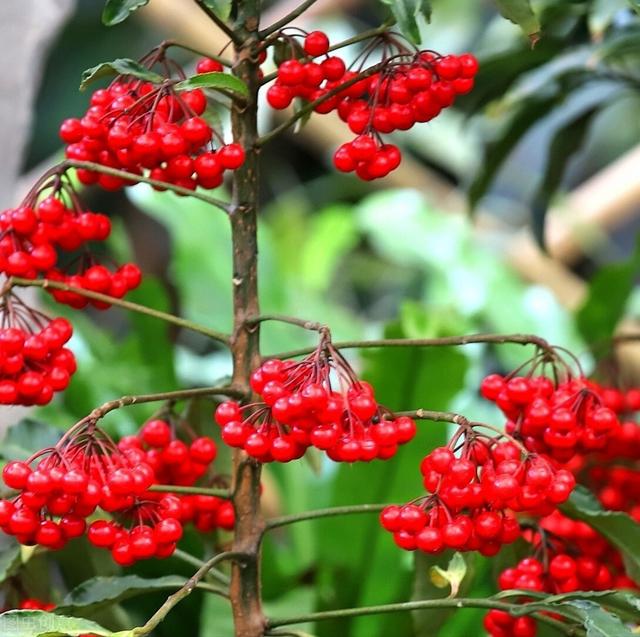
266,332,555,360
8,277,231,346
193,0,241,43
259,0,323,37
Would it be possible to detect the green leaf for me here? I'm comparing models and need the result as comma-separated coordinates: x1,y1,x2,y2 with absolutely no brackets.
468,94,560,210
379,0,431,44
589,0,629,39
494,0,541,43
101,0,149,26
0,419,61,461
429,553,467,598
0,611,112,637
561,486,640,582
80,59,163,91
56,575,187,614
0,535,22,584
576,238,640,347
531,105,600,248
200,0,232,20
568,600,635,637
174,72,249,99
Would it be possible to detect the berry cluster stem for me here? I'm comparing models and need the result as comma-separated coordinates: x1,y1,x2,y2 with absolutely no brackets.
265,597,582,636
8,277,231,345
268,333,556,360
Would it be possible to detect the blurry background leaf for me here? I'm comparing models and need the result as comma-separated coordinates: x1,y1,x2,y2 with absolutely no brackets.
102,0,149,26
561,486,640,582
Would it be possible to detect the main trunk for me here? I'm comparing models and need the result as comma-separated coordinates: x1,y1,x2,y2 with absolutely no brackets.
229,2,265,637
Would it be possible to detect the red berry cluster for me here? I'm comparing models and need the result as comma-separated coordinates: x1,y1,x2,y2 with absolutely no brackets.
0,421,182,566
265,30,478,180
117,419,235,533
481,374,620,462
117,418,218,486
60,51,244,192
485,509,638,637
0,294,76,406
0,178,142,309
380,430,576,556
215,336,416,462
18,599,56,611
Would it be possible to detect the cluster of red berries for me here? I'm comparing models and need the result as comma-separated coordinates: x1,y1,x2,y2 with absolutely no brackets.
17,599,56,611
381,433,575,555
116,419,235,533
485,509,637,637
265,30,478,180
160,492,235,533
117,418,218,486
0,179,142,309
215,338,416,462
0,295,76,406
0,413,228,565
481,374,620,462
60,53,244,192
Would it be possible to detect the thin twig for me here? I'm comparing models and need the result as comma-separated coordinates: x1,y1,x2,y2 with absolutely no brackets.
259,0,323,38
85,386,244,422
173,548,232,587
8,277,232,346
265,503,386,531
62,159,233,213
194,0,241,44
266,597,580,635
132,551,246,635
149,484,232,498
247,314,328,332
267,333,555,360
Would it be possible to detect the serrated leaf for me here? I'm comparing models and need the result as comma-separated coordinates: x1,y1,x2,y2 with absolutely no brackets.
379,0,431,44
561,486,640,582
468,94,560,210
200,0,232,21
0,610,112,637
576,237,640,347
102,0,149,26
56,575,187,614
429,553,467,598
80,59,163,91
531,104,599,248
494,0,541,43
174,72,249,98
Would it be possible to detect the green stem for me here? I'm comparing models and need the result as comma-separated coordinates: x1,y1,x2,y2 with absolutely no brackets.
83,386,243,422
161,39,233,67
267,333,555,360
132,551,246,636
149,484,232,498
396,409,469,426
62,159,232,212
265,503,386,531
9,277,231,346
247,314,327,332
266,598,579,635
173,549,232,587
